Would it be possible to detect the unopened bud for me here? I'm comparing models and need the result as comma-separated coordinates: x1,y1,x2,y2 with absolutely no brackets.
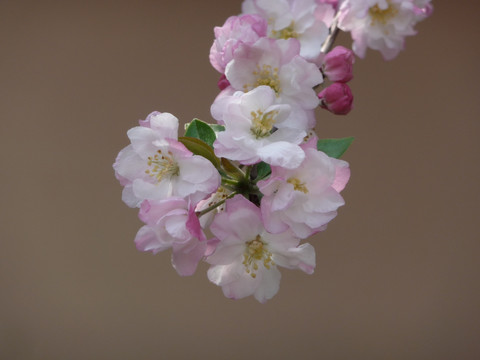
323,46,355,83
318,82,354,115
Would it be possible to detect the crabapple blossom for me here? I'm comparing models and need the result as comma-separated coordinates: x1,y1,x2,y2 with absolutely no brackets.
135,198,208,276
258,138,350,238
224,37,323,110
213,86,306,169
318,82,354,115
242,0,329,64
113,112,220,207
206,195,316,303
338,0,432,60
210,14,268,74
113,0,431,302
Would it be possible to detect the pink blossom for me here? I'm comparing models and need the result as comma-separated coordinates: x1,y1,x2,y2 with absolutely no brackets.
242,0,329,64
135,198,208,276
318,82,354,115
258,138,350,239
206,195,316,303
224,37,323,110
314,2,337,29
338,0,433,60
210,14,268,74
213,86,306,169
113,112,220,207
323,46,355,82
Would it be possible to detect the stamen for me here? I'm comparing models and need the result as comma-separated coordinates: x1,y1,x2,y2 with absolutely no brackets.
287,177,308,194
250,109,278,139
271,22,298,40
243,235,274,278
244,64,281,95
369,1,398,26
145,149,179,183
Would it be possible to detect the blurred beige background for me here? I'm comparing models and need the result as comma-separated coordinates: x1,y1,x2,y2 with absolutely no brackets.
1,1,479,359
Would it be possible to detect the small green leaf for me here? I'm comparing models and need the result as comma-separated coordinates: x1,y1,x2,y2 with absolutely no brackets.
317,137,354,159
178,136,221,170
255,162,271,181
209,124,225,135
184,119,217,147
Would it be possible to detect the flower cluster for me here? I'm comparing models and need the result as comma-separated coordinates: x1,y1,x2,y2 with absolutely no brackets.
114,0,431,303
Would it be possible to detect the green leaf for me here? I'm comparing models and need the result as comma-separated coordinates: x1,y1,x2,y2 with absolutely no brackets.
209,124,225,135
178,136,221,170
317,137,354,159
255,162,271,181
184,119,217,147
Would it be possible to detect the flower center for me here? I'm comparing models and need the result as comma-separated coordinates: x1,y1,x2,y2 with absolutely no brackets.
250,109,278,139
271,22,298,40
244,64,281,95
145,149,179,183
287,177,308,193
243,235,274,278
369,1,398,25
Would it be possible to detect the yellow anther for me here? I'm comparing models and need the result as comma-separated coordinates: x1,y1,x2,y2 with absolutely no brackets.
271,22,298,40
287,177,308,194
243,235,274,278
245,64,282,95
369,1,398,25
250,109,278,139
145,150,179,182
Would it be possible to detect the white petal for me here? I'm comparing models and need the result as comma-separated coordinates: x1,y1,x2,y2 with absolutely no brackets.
257,142,305,169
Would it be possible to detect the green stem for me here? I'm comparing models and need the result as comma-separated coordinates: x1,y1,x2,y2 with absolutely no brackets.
321,10,342,54
244,165,252,181
196,191,237,217
221,178,240,186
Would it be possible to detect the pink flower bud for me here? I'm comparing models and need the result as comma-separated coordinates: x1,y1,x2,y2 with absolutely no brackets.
217,74,230,90
323,46,355,83
318,82,354,115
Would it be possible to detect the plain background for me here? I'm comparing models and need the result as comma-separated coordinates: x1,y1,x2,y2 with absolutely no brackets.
1,1,479,359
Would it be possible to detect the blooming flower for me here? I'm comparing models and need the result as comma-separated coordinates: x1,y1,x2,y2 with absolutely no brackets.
213,86,306,169
258,138,350,238
135,198,209,276
338,0,433,60
210,14,268,74
318,82,354,115
242,0,329,64
113,112,220,207
206,195,316,303
224,37,323,110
